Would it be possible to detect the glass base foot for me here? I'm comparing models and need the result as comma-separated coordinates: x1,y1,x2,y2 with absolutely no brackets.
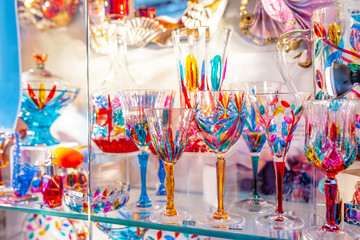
237,197,275,213
255,212,304,230
303,226,360,240
197,213,245,229
150,209,191,225
124,201,164,214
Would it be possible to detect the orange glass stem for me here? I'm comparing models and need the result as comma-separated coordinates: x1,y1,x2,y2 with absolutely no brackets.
165,163,177,216
213,154,229,220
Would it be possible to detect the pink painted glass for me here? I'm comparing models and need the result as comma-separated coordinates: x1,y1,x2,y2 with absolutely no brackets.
248,92,310,230
303,99,360,240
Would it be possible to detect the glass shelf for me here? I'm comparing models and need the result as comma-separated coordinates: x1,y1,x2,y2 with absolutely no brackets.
0,201,88,221
0,187,358,239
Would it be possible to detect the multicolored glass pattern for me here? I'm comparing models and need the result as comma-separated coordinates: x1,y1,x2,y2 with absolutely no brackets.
91,94,138,153
304,99,358,232
118,90,175,208
305,100,357,175
64,185,129,214
146,108,194,218
194,91,246,154
249,93,309,160
20,82,79,146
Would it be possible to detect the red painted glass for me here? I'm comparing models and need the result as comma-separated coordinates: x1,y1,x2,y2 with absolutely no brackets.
41,175,63,208
104,0,129,20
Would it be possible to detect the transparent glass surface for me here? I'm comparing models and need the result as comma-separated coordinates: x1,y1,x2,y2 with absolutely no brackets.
1,187,359,240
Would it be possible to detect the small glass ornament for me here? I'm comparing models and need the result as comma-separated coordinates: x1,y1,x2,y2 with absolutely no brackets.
20,54,79,146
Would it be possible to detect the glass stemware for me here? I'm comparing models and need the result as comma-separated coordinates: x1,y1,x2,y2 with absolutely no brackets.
118,90,175,213
303,99,360,240
145,108,194,224
172,27,232,153
230,81,281,213
248,92,310,230
194,90,246,228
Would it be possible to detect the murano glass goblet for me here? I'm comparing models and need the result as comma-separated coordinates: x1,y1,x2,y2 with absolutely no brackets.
145,108,194,224
194,90,246,228
118,90,175,213
303,99,360,240
248,92,310,230
230,81,280,213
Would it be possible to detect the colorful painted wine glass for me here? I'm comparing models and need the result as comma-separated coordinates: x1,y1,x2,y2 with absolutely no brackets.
118,90,175,213
248,92,310,230
194,90,246,228
303,99,360,240
230,81,281,213
172,27,232,152
145,108,194,224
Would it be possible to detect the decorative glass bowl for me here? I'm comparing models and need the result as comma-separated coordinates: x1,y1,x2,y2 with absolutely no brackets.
96,210,148,240
64,184,130,214
20,54,79,146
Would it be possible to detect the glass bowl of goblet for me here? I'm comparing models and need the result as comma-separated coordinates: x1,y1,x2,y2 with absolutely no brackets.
145,108,194,225
194,90,247,228
303,99,360,240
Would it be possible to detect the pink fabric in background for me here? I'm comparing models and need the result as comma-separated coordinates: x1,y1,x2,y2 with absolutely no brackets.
247,0,333,44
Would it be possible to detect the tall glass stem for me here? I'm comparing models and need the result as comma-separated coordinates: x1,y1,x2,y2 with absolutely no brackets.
251,153,260,199
165,163,177,216
137,150,151,208
274,160,285,219
213,154,229,220
0,169,4,186
323,176,340,232
156,159,166,196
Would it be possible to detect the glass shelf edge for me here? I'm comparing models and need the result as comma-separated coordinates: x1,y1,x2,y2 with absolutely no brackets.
91,215,273,240
0,204,88,221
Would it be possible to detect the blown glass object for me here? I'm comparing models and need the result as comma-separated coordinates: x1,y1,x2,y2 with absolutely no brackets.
303,99,360,240
118,90,175,213
146,108,194,224
230,81,280,213
194,90,246,228
20,54,79,146
248,92,310,230
172,27,232,152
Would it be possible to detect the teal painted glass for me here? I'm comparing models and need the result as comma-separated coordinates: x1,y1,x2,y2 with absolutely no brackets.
20,56,79,146
210,55,222,90
118,90,175,212
194,90,247,228
206,28,232,91
0,0,21,132
230,81,281,213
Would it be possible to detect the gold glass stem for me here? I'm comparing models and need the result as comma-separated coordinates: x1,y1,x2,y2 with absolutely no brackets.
165,163,177,216
213,154,229,220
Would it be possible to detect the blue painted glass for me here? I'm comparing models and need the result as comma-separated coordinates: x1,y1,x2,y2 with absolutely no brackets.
13,162,39,197
20,77,79,146
156,159,166,196
137,151,151,208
